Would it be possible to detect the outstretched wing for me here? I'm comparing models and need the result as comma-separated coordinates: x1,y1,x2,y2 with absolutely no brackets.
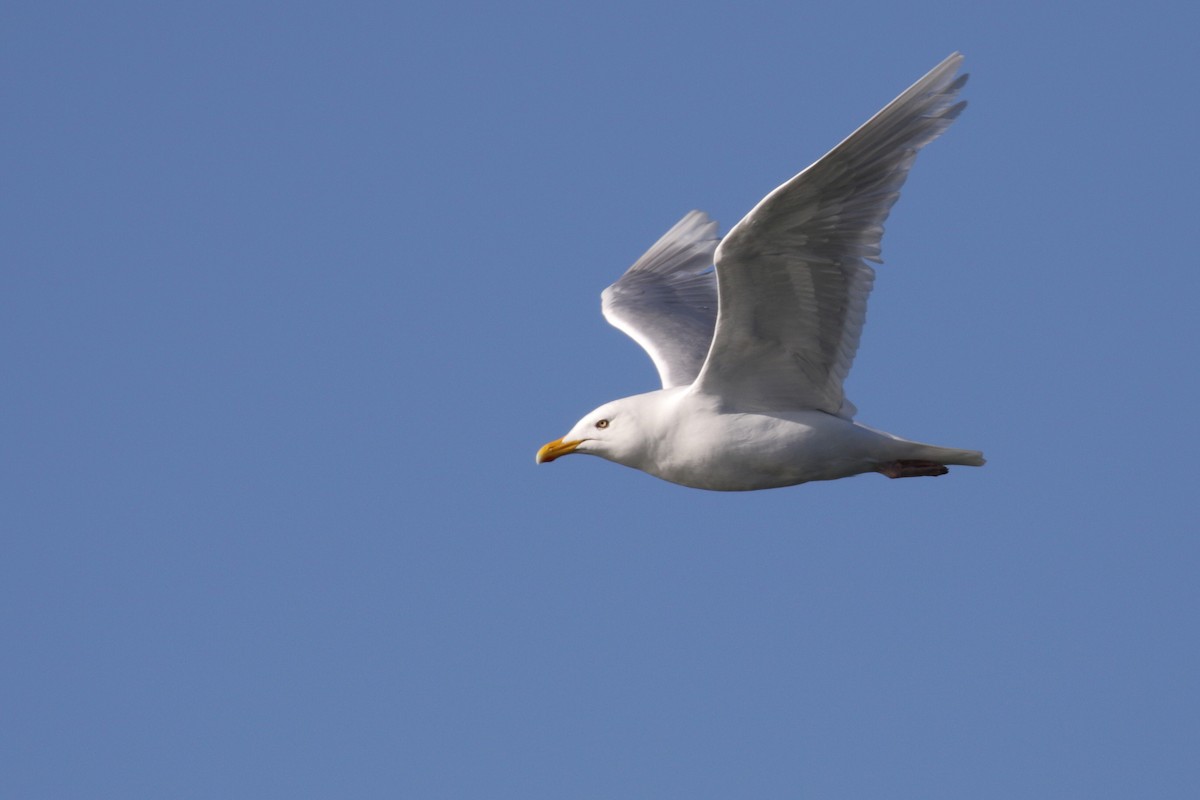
601,210,721,389
692,53,968,416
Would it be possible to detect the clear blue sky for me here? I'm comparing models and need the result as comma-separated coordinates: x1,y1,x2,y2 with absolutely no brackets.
4,1,1198,798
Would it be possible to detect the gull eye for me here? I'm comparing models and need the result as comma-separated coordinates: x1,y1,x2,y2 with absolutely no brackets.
595,419,609,429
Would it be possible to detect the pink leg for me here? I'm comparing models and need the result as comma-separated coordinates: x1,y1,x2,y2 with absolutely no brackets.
876,460,950,479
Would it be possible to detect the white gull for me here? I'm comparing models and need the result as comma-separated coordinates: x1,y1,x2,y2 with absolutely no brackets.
537,54,984,491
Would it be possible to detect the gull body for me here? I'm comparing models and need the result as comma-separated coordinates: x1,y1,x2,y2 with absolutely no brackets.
545,387,982,491
537,54,984,491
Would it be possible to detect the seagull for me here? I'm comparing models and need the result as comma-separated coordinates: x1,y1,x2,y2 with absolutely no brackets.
536,53,984,491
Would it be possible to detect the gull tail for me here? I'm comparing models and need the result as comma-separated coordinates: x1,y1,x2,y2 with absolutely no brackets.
910,444,986,467
873,441,985,479
858,423,986,470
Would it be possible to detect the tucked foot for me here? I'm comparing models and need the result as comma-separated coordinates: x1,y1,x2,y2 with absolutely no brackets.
877,460,950,479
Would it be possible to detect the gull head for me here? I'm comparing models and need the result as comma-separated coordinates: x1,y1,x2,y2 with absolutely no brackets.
536,394,659,468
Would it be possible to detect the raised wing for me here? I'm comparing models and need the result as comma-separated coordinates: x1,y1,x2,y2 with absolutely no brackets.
601,210,720,388
692,53,968,416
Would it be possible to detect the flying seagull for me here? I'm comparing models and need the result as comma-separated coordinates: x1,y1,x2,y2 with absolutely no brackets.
536,53,984,491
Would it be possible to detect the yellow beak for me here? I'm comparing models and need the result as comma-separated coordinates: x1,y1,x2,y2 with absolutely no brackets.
536,437,582,464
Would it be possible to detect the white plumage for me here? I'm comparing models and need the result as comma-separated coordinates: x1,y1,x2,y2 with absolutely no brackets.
537,54,984,491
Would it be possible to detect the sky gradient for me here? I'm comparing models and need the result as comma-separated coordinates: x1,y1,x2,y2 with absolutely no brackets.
4,1,1198,798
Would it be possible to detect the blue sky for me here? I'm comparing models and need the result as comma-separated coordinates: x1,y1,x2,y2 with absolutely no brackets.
4,1,1198,797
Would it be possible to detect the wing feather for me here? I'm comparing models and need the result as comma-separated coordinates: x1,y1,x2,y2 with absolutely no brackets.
601,211,720,388
692,53,968,415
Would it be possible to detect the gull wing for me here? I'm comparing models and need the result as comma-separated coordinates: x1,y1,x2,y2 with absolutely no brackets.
692,53,968,416
601,210,721,389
